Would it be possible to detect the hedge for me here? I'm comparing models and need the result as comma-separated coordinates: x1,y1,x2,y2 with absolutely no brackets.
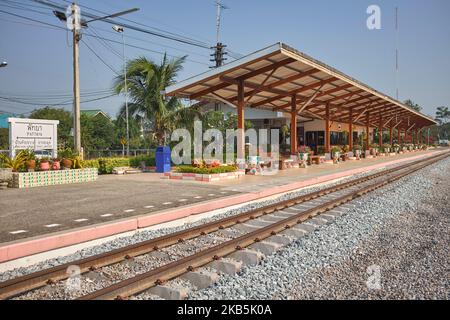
129,155,155,167
81,155,156,174
176,165,237,175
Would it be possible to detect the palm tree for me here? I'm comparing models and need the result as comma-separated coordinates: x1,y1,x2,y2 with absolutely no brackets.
114,54,189,146
404,99,422,112
435,106,449,125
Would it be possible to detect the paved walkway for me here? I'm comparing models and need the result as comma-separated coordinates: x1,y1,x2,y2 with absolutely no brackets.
0,149,442,246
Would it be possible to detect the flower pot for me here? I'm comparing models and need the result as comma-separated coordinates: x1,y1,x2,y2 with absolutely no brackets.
52,161,61,170
26,159,36,172
39,161,50,171
62,158,73,170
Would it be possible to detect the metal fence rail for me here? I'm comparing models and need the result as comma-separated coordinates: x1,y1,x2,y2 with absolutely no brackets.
84,149,155,159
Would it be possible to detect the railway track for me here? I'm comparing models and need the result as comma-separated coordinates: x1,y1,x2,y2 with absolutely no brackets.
1,152,448,300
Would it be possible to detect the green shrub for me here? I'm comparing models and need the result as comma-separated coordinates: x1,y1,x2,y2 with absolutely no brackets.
129,155,155,167
176,165,237,175
98,157,130,174
82,159,99,169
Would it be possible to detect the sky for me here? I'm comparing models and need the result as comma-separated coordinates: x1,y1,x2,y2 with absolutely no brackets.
0,0,449,119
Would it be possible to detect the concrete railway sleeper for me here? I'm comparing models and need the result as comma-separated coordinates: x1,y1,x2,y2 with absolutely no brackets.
0,152,448,300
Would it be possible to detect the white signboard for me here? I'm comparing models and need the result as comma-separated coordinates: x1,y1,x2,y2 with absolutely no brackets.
8,118,59,157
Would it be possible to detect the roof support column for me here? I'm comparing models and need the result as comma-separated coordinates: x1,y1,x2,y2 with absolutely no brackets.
390,127,393,146
365,111,370,151
290,94,298,155
378,114,383,147
348,107,353,151
237,79,245,160
325,103,330,153
398,128,401,145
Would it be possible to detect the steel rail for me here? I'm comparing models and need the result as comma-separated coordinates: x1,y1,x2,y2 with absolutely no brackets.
79,153,448,300
0,152,447,299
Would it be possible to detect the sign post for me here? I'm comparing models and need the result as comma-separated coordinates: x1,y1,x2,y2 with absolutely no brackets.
8,118,59,158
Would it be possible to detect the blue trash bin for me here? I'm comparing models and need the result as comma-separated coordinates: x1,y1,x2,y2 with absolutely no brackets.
155,146,171,173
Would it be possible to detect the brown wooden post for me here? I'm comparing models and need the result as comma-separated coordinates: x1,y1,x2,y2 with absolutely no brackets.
348,107,353,151
290,94,297,154
325,103,330,153
237,79,245,160
365,111,370,151
390,127,393,146
398,128,401,145
378,114,383,147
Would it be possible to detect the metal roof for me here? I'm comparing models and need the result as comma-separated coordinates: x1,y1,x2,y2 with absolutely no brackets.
165,42,436,129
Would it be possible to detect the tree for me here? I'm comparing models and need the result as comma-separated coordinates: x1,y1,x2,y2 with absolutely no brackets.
404,99,422,112
0,128,8,150
80,114,115,151
30,107,73,149
113,115,144,150
435,106,449,125
114,54,187,146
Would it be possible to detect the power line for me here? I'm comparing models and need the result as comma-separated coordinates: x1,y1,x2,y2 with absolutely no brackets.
34,0,211,49
0,93,117,106
0,9,210,65
81,38,120,75
60,0,213,47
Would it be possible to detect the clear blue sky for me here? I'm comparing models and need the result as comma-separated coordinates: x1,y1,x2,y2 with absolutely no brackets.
0,0,449,118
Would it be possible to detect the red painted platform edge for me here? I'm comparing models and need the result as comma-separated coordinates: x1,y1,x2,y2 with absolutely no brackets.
0,150,442,263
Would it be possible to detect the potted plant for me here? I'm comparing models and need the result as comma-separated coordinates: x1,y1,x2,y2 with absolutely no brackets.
59,148,74,170
331,146,341,164
0,150,27,172
39,157,50,171
22,149,36,172
52,158,61,170
353,145,362,160
369,144,378,156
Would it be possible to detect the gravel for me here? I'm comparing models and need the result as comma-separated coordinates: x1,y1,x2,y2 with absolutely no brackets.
188,155,450,300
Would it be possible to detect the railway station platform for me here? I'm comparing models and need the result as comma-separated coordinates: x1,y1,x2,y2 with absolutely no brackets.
0,148,446,263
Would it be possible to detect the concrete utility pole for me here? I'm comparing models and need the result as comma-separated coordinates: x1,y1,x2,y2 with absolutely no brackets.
50,2,139,156
72,3,82,155
113,25,130,156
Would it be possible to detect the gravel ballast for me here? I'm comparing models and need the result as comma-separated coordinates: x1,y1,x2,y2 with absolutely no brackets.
189,155,450,300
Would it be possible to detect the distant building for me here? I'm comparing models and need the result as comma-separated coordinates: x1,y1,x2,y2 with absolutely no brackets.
80,109,111,121
0,113,16,129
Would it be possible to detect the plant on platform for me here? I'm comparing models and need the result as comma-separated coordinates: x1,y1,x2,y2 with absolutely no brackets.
0,150,27,172
331,146,341,163
176,165,238,175
22,149,36,171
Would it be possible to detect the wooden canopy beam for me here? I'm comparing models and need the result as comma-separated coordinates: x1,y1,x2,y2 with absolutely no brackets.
252,77,337,108
190,57,295,100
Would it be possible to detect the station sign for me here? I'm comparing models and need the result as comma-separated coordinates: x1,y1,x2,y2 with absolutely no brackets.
8,118,59,157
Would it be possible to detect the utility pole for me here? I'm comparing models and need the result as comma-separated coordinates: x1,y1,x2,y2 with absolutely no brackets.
395,6,399,100
50,2,139,156
113,25,130,156
210,1,228,68
71,3,82,155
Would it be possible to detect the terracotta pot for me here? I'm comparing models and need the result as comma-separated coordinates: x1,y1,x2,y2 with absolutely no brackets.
52,161,61,170
39,161,50,171
62,158,73,169
26,159,36,171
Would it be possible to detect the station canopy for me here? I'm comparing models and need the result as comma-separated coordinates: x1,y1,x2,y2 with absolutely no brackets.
165,43,436,129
